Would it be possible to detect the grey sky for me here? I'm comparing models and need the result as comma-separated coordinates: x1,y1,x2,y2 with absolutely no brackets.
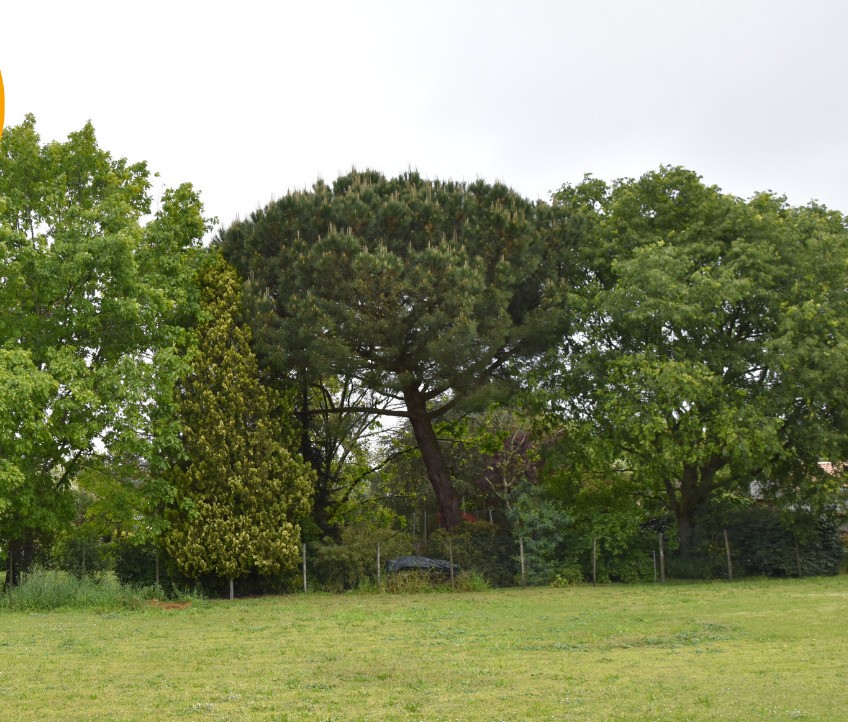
3,0,847,233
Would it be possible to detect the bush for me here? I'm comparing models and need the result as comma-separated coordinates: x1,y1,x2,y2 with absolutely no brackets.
550,562,584,586
308,524,413,591
726,506,843,577
672,502,845,579
427,521,517,587
113,539,172,589
509,489,572,585
0,567,159,612
382,569,489,594
50,535,110,578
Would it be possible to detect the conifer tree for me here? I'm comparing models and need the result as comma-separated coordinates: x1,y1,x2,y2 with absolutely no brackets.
165,256,313,596
219,171,575,529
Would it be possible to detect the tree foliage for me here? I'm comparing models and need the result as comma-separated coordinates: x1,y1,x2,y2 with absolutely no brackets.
164,256,314,587
549,167,848,555
0,115,208,583
219,170,575,528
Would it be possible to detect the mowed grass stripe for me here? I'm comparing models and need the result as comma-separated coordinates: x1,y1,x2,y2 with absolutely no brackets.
2,578,847,720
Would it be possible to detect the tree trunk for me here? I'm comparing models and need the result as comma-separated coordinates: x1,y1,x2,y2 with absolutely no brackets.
311,477,340,541
669,462,721,559
676,511,696,559
4,534,36,588
299,381,342,542
402,384,462,530
4,544,13,590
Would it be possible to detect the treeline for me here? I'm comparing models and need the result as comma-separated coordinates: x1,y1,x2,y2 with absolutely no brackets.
1,117,846,595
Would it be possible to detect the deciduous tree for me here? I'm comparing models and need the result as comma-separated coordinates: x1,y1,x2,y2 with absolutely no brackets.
549,167,848,556
0,115,207,583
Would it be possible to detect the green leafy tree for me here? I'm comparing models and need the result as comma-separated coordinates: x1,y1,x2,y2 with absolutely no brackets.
295,375,399,541
219,171,575,528
0,116,208,584
164,257,314,596
549,167,848,556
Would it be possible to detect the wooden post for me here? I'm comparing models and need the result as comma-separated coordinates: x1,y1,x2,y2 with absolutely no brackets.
229,578,234,601
658,533,665,583
723,529,733,580
519,537,526,587
376,540,381,589
592,536,597,587
302,543,307,592
448,537,455,589
488,509,493,524
653,551,657,583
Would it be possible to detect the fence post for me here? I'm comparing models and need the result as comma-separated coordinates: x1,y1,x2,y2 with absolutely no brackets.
653,550,657,583
658,532,665,583
592,536,597,586
519,537,526,587
302,543,307,593
723,529,733,580
448,537,455,589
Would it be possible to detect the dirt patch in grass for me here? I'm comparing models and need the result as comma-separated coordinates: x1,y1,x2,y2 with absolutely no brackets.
147,599,192,611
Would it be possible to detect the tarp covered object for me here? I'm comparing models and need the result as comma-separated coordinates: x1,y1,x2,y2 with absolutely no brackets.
386,556,459,575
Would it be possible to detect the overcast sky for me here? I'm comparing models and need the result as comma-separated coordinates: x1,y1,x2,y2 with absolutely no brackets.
3,1,847,234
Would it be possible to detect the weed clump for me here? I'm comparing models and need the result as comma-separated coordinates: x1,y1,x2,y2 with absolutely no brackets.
0,567,202,612
382,569,489,594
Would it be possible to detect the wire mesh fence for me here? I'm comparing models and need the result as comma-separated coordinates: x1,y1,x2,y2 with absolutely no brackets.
297,504,845,592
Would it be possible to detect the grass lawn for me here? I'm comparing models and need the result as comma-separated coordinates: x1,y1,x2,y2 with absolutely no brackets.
1,577,846,720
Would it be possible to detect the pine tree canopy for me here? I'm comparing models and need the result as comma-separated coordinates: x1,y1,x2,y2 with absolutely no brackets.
218,171,578,528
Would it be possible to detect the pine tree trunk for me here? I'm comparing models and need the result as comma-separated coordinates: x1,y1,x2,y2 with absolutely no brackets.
402,384,462,530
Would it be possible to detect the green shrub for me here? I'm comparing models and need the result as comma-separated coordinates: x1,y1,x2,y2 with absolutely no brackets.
728,507,843,577
665,555,717,580
383,569,447,593
550,562,584,586
382,569,489,594
427,521,517,587
0,567,205,612
0,568,152,612
453,570,491,592
50,535,110,578
309,524,412,591
670,502,844,579
113,539,174,590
